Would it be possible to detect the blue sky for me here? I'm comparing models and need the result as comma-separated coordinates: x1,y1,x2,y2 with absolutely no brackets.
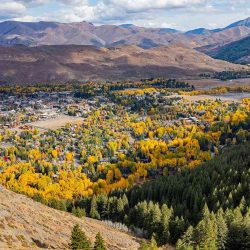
0,0,249,30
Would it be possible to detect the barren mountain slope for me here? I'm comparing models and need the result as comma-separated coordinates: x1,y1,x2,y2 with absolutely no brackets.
0,186,140,249
0,44,246,84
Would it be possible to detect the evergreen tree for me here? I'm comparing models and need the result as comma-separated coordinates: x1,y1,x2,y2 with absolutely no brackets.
138,240,149,250
98,194,108,218
216,209,228,249
149,234,158,250
122,193,129,212
148,203,161,237
90,195,100,220
226,210,250,250
227,221,246,250
70,224,91,250
244,212,250,250
239,196,247,214
193,207,217,250
176,226,194,250
157,204,172,245
138,201,148,228
116,198,125,220
72,206,86,218
169,216,186,244
93,232,107,250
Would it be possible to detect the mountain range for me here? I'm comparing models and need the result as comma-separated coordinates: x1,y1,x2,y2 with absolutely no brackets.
0,17,249,50
0,17,249,83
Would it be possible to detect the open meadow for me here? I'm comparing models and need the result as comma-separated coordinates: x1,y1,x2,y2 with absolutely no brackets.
26,114,84,131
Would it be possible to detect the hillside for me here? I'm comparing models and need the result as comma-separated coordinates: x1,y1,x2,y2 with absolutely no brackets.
0,18,250,49
0,44,245,84
204,35,250,64
127,142,250,220
0,186,140,249
101,143,250,248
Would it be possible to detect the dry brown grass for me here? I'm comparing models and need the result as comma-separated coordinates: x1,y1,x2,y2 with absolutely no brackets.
0,186,140,249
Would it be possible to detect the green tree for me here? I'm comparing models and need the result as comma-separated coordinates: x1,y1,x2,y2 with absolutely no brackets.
176,226,194,250
226,209,250,250
216,209,228,249
149,234,158,250
93,232,107,250
138,236,158,250
116,198,125,219
193,206,217,250
72,206,86,218
138,240,149,250
90,196,100,220
122,193,129,212
70,224,91,250
158,204,172,245
169,216,186,244
148,203,161,237
97,194,108,218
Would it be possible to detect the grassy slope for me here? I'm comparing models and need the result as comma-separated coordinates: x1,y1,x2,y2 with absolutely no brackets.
0,186,140,249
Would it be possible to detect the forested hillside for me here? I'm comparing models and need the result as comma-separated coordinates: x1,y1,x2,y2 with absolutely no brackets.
128,142,250,220
76,143,250,249
208,36,250,64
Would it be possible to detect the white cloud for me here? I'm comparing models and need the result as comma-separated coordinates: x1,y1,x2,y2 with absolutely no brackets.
0,1,26,19
104,0,207,13
13,15,40,22
17,0,88,6
1,0,249,30
16,0,50,6
59,0,89,4
39,0,209,24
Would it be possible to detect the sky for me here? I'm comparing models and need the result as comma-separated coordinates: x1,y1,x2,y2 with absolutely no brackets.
0,0,249,30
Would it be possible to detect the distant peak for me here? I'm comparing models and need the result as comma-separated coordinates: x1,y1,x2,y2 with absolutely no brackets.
225,17,250,29
185,28,212,35
81,21,94,25
119,24,136,28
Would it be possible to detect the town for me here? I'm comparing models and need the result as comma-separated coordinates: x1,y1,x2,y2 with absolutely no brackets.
0,79,249,194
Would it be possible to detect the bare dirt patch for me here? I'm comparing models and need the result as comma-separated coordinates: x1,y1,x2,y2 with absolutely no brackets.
27,115,84,130
9,115,84,135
